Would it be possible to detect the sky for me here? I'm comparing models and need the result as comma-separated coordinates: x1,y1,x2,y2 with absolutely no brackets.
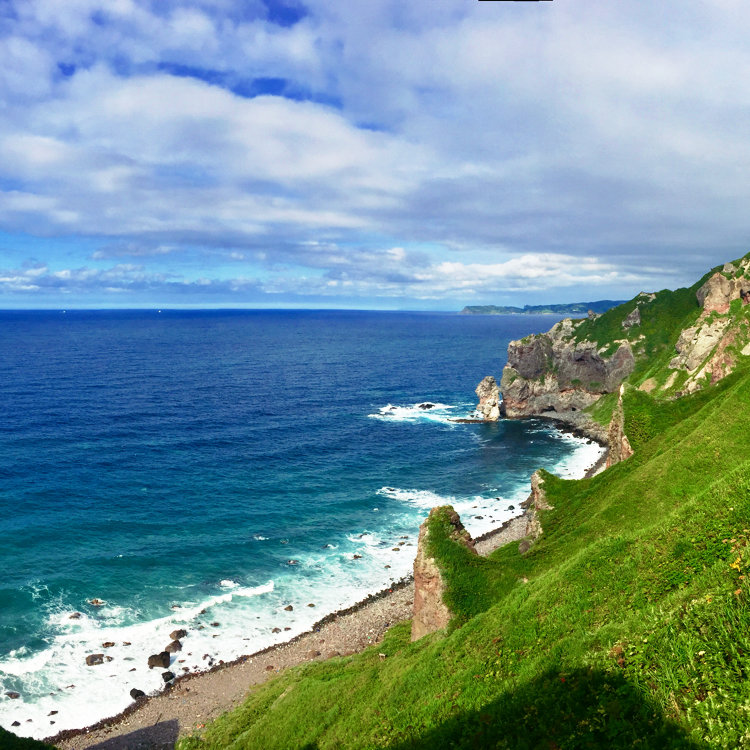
1,0,750,309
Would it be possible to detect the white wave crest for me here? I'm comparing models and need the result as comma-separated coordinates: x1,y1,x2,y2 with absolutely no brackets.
368,402,462,423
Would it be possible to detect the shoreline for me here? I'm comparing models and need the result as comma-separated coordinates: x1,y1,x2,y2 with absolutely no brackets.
49,516,535,750
47,420,607,750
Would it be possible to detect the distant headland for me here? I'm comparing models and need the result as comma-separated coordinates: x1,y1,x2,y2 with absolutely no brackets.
459,300,625,315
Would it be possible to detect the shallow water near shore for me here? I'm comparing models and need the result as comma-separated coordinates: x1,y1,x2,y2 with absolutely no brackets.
0,310,603,738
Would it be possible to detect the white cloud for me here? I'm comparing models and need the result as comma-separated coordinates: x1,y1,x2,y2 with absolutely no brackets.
2,0,750,305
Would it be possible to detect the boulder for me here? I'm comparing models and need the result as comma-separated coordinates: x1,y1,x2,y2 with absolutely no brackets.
283,605,293,611
129,688,146,700
475,375,501,421
147,652,171,669
165,640,182,653
161,671,175,683
85,654,104,666
418,402,436,410
5,692,20,699
169,629,187,641
411,506,476,641
102,642,115,648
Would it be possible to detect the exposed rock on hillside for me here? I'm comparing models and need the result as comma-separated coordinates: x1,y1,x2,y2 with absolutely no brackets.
475,375,501,421
606,386,634,468
411,507,476,641
521,470,552,545
499,318,635,418
666,257,750,394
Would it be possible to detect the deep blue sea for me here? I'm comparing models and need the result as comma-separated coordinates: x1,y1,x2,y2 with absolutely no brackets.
0,310,603,738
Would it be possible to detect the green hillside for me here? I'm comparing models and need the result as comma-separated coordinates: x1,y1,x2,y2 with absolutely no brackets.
178,349,750,746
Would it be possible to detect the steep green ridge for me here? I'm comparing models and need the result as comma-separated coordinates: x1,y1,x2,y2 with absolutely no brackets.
178,367,750,749
460,300,624,316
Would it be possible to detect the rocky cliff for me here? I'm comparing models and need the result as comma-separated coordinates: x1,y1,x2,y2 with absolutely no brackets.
475,254,750,448
498,317,636,419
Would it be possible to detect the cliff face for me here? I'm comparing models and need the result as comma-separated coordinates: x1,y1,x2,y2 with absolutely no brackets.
477,254,750,438
499,317,635,419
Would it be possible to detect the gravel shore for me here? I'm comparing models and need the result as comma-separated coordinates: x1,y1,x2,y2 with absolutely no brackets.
49,433,607,750
49,513,532,750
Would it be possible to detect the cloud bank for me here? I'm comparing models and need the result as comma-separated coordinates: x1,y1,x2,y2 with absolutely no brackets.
1,0,749,307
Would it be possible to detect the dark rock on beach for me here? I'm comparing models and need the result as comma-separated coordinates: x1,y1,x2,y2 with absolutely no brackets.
147,652,171,669
129,688,146,700
161,671,175,683
85,654,104,666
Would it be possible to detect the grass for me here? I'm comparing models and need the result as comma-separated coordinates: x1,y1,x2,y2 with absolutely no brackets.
0,728,55,749
177,367,750,750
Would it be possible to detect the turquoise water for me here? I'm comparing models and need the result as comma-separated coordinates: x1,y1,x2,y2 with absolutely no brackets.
0,310,602,738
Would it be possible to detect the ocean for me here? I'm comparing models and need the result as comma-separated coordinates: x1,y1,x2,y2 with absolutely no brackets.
0,310,604,739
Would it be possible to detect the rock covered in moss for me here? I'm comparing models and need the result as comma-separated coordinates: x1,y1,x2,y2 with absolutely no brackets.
411,506,476,641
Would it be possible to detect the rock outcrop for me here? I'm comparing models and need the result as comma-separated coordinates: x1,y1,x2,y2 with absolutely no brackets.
475,375,501,421
499,318,635,418
606,386,634,468
411,506,476,641
665,258,750,394
521,470,552,545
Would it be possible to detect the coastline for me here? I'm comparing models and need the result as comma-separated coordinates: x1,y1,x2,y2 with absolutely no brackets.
49,423,608,750
50,522,522,750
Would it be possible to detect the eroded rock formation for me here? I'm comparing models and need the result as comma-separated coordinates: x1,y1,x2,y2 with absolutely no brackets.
499,318,635,418
521,470,552,544
606,386,634,468
411,506,476,641
475,375,501,421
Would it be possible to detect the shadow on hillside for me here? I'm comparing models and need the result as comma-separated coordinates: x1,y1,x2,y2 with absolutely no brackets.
87,719,179,749
390,667,707,750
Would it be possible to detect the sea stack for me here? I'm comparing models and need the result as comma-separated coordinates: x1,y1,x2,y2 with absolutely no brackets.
475,375,501,421
411,506,477,641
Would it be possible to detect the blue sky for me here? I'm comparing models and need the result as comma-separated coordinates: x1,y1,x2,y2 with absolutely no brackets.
1,0,750,309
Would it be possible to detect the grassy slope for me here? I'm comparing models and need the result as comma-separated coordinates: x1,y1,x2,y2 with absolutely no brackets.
0,728,55,749
178,369,750,750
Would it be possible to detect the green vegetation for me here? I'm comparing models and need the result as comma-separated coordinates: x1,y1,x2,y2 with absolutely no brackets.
178,365,750,749
0,728,55,750
174,257,750,749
